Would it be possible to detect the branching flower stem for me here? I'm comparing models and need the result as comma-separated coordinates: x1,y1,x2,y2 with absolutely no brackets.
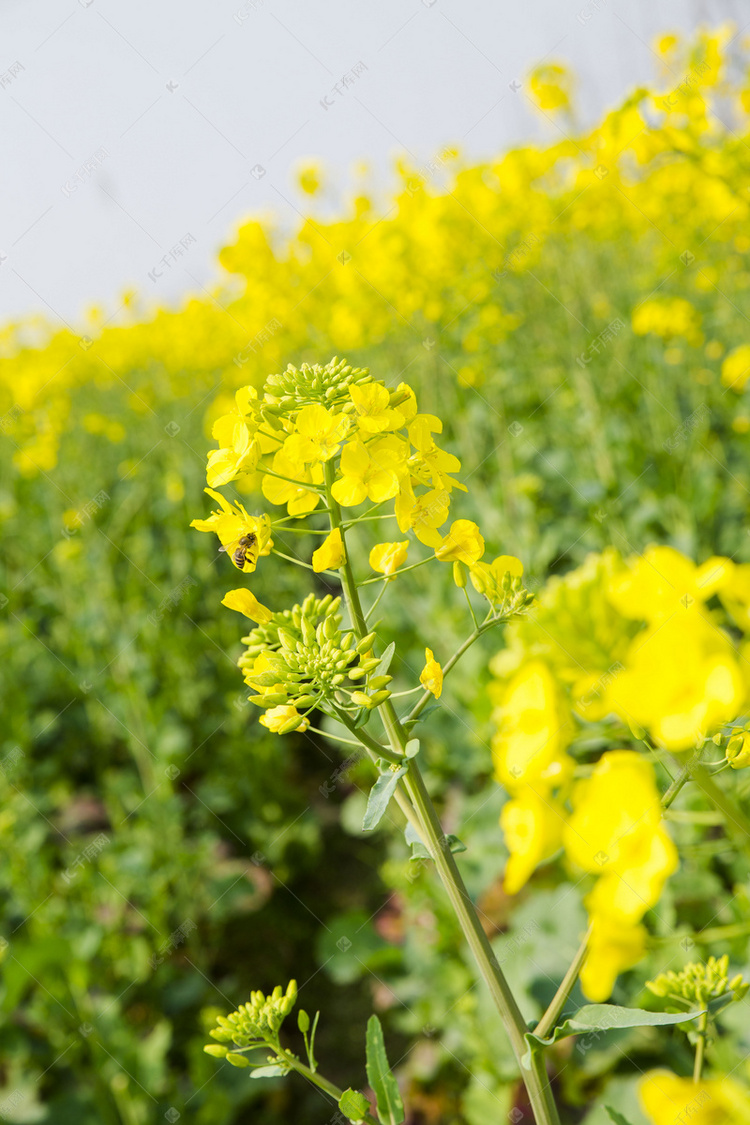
322,461,561,1125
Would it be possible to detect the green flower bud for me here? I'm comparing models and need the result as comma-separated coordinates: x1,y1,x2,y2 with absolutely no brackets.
204,1044,229,1057
369,690,391,706
279,715,306,734
294,694,318,709
226,1052,251,1068
356,632,377,654
368,675,392,689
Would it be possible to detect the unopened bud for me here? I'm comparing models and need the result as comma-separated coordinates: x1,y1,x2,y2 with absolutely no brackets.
356,632,377,654
226,1052,250,1068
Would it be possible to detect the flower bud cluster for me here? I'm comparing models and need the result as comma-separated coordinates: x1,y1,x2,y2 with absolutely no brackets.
205,980,298,1057
647,956,749,1008
262,356,371,414
238,593,392,731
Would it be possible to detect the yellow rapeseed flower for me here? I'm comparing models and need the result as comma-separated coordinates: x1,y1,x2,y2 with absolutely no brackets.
434,520,485,565
369,540,409,578
190,488,273,572
492,661,572,793
420,648,443,698
606,615,744,750
221,589,273,623
500,788,565,894
639,1071,750,1125
260,705,310,735
331,437,406,506
311,528,346,572
721,344,750,391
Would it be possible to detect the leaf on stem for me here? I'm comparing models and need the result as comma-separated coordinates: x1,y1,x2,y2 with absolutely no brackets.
338,1088,372,1122
604,1108,635,1125
522,1003,707,1067
362,763,408,831
365,1015,405,1125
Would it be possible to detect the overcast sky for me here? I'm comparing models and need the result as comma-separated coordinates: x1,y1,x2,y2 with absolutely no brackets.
2,0,745,329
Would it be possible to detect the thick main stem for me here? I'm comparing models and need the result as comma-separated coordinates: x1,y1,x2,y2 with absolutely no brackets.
323,463,561,1125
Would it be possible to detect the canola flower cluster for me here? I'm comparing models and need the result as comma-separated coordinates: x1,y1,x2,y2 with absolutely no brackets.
490,545,750,1001
4,29,750,481
191,358,525,733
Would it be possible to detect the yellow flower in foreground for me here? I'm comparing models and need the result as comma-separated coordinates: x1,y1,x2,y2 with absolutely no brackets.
330,437,406,506
721,344,750,391
420,648,443,698
283,404,349,464
261,449,322,516
434,520,485,565
190,488,273,572
349,382,406,433
260,705,310,735
369,540,409,578
500,788,565,894
395,485,450,547
221,589,273,623
640,1071,750,1125
312,528,346,572
206,386,261,487
606,615,744,750
580,916,647,1003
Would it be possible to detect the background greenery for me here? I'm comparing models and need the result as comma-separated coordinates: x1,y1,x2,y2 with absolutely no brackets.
2,28,750,1123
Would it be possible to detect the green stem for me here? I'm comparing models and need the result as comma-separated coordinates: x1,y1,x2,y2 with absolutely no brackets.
662,755,697,809
693,1012,708,1083
534,926,592,1041
276,1045,379,1125
323,463,560,1125
690,762,750,851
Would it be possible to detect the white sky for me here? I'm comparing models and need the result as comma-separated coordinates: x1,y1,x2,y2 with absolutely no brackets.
1,0,745,329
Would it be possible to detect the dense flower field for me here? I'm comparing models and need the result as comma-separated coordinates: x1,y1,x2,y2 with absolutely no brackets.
3,26,750,1125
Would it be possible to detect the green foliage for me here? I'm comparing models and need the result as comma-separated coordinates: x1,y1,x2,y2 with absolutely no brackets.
365,1015,405,1125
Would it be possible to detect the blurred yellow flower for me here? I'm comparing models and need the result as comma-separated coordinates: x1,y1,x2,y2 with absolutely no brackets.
639,1071,750,1125
721,344,750,391
606,616,744,749
492,661,572,793
500,788,565,894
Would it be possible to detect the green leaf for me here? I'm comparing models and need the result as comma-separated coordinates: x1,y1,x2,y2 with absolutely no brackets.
404,738,420,758
605,1107,635,1125
404,822,465,860
522,1004,706,1067
339,1088,371,1122
249,1064,287,1078
373,642,395,680
362,765,408,831
365,1015,405,1125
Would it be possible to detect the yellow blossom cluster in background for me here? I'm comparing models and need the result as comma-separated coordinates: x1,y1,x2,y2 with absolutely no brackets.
490,544,750,1000
3,27,750,488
